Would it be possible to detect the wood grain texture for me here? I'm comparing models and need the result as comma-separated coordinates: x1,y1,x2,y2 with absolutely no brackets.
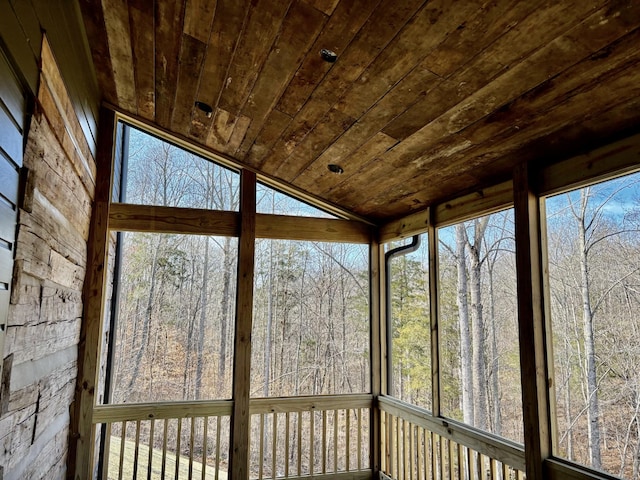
128,0,156,120
378,207,430,243
274,0,382,118
69,107,115,479
40,36,96,195
229,169,256,480
258,0,426,175
81,0,640,222
256,213,371,243
369,240,382,475
154,0,187,128
101,0,137,112
189,0,251,141
513,163,551,480
233,1,327,158
217,0,291,115
171,33,207,136
108,203,240,236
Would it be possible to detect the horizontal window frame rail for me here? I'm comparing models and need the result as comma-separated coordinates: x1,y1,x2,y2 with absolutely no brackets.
108,203,240,236
108,203,372,243
378,394,526,472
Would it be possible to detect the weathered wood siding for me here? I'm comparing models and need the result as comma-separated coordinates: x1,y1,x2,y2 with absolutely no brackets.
0,42,25,424
0,34,96,480
0,0,99,155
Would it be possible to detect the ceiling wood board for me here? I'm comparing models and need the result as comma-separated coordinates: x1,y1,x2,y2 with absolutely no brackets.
80,0,640,222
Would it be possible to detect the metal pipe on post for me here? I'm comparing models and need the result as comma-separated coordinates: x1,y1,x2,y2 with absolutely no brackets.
384,235,421,395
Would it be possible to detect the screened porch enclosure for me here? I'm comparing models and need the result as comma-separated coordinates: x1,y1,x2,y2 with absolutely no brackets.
79,114,640,480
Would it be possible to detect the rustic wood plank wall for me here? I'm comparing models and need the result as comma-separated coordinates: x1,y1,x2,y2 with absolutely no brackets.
0,33,96,480
0,40,26,480
0,0,99,155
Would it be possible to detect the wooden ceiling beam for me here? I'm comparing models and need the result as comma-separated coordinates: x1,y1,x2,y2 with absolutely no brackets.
108,203,372,243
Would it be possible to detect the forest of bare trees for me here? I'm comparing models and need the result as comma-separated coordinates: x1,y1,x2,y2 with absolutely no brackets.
104,124,640,479
388,175,640,479
547,178,640,478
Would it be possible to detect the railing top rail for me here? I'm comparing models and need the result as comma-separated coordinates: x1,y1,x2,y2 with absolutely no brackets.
92,394,373,423
249,393,373,414
93,399,234,423
379,395,526,472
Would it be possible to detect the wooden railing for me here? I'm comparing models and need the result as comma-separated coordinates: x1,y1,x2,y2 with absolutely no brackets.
379,396,526,480
93,400,233,480
95,394,524,480
249,394,373,479
93,394,372,480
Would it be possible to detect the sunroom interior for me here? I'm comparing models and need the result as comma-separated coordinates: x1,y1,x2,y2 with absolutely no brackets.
1,1,640,480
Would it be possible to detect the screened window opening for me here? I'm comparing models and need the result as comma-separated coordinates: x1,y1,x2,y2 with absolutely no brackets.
250,239,370,397
546,171,640,478
387,235,432,411
438,210,523,443
117,122,240,210
256,182,338,218
107,232,238,403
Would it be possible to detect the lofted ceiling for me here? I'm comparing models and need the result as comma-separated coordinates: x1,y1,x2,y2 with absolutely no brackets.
79,0,640,222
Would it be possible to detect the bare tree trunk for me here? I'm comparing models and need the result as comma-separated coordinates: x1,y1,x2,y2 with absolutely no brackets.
468,218,489,430
264,240,274,397
218,236,233,393
127,236,161,392
577,189,602,469
195,237,210,399
488,265,501,436
633,410,640,479
295,255,307,395
455,224,474,424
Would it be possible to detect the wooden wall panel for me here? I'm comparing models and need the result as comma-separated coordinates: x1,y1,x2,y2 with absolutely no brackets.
31,0,100,153
0,0,99,156
0,24,97,479
0,41,24,468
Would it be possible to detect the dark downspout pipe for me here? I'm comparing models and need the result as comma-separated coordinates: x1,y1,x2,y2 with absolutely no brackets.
384,235,421,395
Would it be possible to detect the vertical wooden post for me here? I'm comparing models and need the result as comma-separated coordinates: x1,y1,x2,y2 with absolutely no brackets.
69,107,116,479
370,239,382,475
427,208,441,417
513,162,552,480
229,169,256,480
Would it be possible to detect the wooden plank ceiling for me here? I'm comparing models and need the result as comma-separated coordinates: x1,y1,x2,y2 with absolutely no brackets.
80,0,640,222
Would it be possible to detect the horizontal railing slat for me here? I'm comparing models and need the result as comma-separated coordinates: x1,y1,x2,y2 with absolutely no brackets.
249,393,373,414
379,395,526,472
93,399,233,423
94,394,373,423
